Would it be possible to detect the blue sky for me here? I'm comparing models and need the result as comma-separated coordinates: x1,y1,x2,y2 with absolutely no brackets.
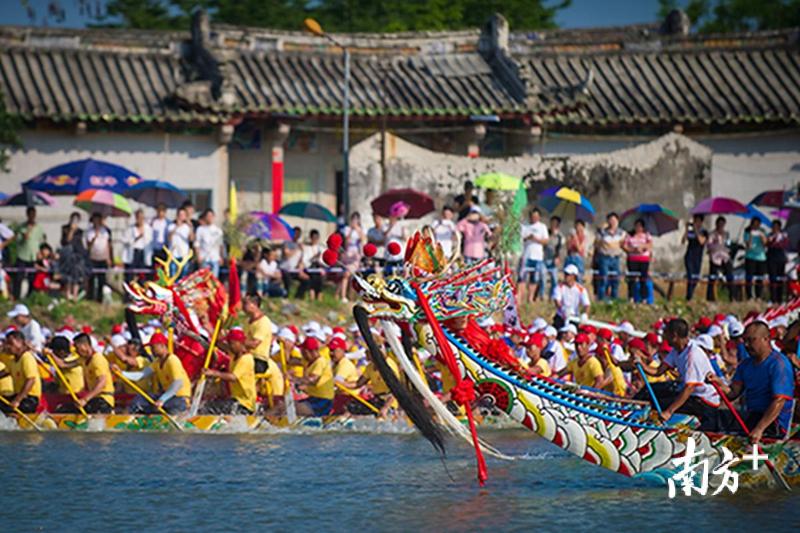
1,0,664,29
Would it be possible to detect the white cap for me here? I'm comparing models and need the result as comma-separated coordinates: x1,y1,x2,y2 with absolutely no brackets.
332,331,347,341
7,304,30,318
469,205,482,214
617,321,635,336
564,264,579,276
770,316,789,329
476,316,495,328
695,334,714,352
544,326,557,338
348,324,360,333
728,320,745,338
559,324,578,334
706,325,723,338
110,334,128,348
531,318,548,332
277,327,297,343
271,321,280,334
322,325,333,338
303,321,321,334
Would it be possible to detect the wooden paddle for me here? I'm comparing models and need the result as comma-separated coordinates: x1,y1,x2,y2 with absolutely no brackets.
279,341,297,424
188,318,223,416
0,395,42,431
335,382,380,415
43,349,89,418
709,380,791,491
112,369,184,432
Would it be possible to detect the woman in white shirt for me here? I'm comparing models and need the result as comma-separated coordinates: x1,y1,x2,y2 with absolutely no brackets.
123,209,153,287
297,229,323,300
167,207,194,278
431,206,458,258
194,209,224,278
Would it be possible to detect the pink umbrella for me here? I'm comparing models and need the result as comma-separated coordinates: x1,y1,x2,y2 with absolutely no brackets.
691,196,747,215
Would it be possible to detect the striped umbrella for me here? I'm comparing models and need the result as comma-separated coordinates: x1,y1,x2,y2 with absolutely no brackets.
538,186,595,222
248,211,294,241
620,204,679,236
74,189,132,217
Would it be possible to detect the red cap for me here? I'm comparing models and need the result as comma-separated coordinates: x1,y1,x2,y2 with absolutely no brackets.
580,325,597,335
111,324,123,335
628,338,646,352
81,325,93,334
288,325,300,336
644,332,660,346
226,329,246,343
328,337,346,351
333,326,345,334
526,332,545,349
598,328,613,341
713,313,726,324
490,324,505,333
694,316,712,330
301,337,320,351
148,332,168,346
575,333,590,345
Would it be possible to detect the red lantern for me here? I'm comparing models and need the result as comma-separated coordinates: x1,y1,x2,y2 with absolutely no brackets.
322,249,339,266
362,243,377,257
387,241,401,256
326,233,343,250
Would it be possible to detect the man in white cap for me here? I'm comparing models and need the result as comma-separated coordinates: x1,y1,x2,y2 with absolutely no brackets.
553,264,590,330
542,325,567,373
530,317,548,333
7,304,44,353
720,319,748,368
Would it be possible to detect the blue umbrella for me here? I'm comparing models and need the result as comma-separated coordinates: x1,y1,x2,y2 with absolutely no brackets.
24,158,143,195
123,180,187,208
734,204,770,225
620,204,679,236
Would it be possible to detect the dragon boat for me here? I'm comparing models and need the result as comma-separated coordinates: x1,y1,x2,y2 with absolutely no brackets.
350,230,800,489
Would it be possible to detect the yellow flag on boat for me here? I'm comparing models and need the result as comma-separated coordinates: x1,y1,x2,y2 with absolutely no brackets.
228,180,238,225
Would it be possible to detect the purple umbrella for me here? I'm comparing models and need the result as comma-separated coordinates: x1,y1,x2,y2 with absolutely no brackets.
771,208,790,220
248,211,294,241
691,197,747,216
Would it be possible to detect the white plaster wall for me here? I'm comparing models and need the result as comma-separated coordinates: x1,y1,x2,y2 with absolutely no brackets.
1,128,227,254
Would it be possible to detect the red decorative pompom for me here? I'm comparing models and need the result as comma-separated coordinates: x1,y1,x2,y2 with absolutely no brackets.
387,241,401,256
322,249,339,267
362,243,377,257
327,233,343,250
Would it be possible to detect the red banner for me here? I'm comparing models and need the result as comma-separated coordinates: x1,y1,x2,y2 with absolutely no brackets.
272,146,284,214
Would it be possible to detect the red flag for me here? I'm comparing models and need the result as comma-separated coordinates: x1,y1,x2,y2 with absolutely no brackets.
228,256,241,314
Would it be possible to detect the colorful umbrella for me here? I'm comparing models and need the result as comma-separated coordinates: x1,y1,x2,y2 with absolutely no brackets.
24,158,143,195
279,201,336,222
371,188,435,219
474,172,522,191
691,196,747,215
750,190,791,208
74,189,132,218
123,180,187,208
734,204,770,225
538,186,595,222
1,190,55,207
771,208,790,220
248,211,294,241
620,204,679,236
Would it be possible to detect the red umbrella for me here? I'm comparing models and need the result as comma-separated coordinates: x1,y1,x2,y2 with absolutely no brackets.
691,197,747,215
371,188,435,219
750,190,791,208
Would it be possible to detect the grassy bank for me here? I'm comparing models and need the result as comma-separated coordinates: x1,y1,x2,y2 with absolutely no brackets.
0,289,769,334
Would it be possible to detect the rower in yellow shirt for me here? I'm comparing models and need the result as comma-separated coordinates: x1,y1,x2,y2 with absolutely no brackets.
72,333,115,413
525,333,552,377
242,294,274,375
0,331,42,414
117,332,190,414
274,327,304,378
355,352,399,417
295,337,334,416
107,335,149,394
330,338,359,388
0,351,12,398
557,333,604,389
202,330,257,414
43,336,85,412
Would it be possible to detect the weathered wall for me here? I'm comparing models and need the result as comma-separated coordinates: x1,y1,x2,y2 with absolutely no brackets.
350,132,712,269
4,128,227,253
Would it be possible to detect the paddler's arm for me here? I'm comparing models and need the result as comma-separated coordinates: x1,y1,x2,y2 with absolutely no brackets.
298,372,321,387
379,394,394,418
705,372,741,400
637,359,669,377
334,375,358,389
203,367,235,383
750,396,787,444
115,365,154,382
79,375,108,406
45,350,79,369
0,369,9,380
11,378,35,409
659,383,695,422
156,380,183,407
354,375,369,388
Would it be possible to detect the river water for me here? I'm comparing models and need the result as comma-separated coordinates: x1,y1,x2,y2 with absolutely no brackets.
1,427,797,532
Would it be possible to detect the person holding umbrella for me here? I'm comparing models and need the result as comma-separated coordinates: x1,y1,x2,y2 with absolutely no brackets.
85,212,113,303
682,214,707,301
706,216,735,302
743,217,768,300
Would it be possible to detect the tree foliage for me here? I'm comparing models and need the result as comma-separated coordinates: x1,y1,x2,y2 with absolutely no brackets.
658,0,800,33
90,0,570,32
0,91,21,173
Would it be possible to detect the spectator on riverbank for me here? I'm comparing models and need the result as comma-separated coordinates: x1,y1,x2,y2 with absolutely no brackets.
85,213,113,303
194,209,224,278
13,207,45,300
595,212,626,302
744,217,768,300
682,214,707,301
58,212,88,301
706,216,735,302
123,209,153,286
